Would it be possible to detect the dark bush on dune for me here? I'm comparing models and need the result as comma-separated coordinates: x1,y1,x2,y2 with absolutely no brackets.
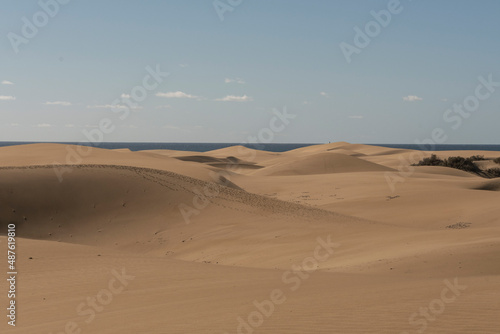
414,154,444,166
413,154,480,174
487,168,500,178
414,155,500,178
444,156,481,173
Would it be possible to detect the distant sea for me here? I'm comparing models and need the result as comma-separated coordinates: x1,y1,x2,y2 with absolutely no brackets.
0,142,499,152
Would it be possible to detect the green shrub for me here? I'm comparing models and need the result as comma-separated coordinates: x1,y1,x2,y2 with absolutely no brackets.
470,155,486,161
494,157,500,164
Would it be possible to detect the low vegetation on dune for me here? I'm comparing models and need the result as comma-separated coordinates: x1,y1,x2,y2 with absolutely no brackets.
494,157,500,164
413,154,500,178
414,154,480,173
487,168,500,178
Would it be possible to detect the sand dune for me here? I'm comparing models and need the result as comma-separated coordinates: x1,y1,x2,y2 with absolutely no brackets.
287,142,412,157
175,155,264,170
1,142,499,333
253,152,395,176
0,143,227,183
412,166,477,177
206,145,282,162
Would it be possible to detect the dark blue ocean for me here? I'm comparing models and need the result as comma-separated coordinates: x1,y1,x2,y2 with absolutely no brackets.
0,142,499,152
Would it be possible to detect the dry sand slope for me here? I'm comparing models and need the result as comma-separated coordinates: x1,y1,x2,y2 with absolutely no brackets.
0,143,499,334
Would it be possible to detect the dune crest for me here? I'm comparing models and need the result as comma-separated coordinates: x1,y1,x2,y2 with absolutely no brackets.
253,152,395,176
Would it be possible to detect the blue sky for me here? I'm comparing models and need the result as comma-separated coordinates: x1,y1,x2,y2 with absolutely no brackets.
1,0,499,144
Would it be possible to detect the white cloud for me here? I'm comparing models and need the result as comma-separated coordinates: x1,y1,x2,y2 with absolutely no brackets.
87,104,127,110
87,104,142,110
179,64,189,68
36,123,52,127
403,95,423,102
0,95,16,101
64,124,75,128
225,78,245,84
155,105,172,109
349,115,364,119
121,93,131,99
1,80,14,85
215,95,253,102
163,125,181,130
320,92,329,97
156,91,199,99
10,123,19,127
43,101,72,106
441,98,448,102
